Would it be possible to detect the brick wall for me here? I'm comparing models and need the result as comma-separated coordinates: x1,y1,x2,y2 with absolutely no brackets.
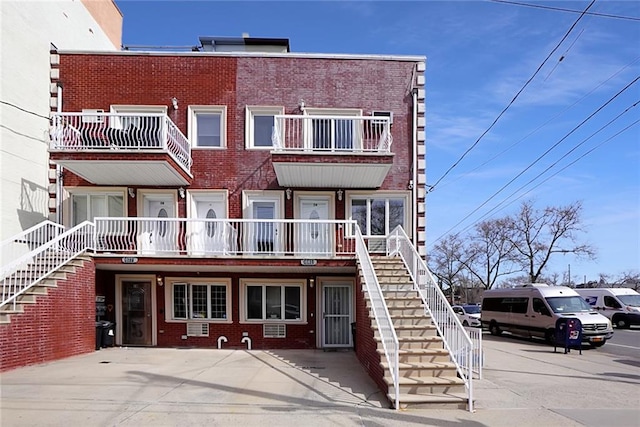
0,259,96,372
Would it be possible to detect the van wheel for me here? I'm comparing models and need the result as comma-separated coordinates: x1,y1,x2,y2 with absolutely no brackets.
545,329,556,345
489,322,502,336
614,316,629,329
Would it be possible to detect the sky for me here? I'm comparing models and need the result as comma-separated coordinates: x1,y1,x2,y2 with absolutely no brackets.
115,0,640,283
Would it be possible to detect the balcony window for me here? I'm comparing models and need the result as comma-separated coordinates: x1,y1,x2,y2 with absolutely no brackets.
304,108,361,151
189,106,226,148
71,192,124,226
349,194,407,236
241,279,305,322
246,106,284,149
170,280,231,321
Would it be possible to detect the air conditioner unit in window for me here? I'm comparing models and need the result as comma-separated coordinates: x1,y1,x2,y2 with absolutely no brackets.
263,324,286,338
81,109,105,123
371,111,393,125
186,323,209,337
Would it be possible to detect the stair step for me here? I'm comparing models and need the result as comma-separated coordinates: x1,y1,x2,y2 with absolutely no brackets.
381,361,456,370
385,376,465,387
389,392,469,410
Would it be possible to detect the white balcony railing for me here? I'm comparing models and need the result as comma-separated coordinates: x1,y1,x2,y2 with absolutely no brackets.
49,112,192,171
272,115,393,153
94,217,357,257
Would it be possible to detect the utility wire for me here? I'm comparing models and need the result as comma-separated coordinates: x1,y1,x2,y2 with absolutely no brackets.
428,0,596,194
457,100,640,235
1,100,51,120
491,0,640,22
435,56,640,192
432,75,639,243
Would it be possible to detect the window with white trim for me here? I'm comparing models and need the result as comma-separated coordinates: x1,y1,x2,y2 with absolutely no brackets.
245,106,284,149
304,108,362,151
171,281,230,320
188,106,227,148
71,192,124,226
241,280,305,322
349,195,408,236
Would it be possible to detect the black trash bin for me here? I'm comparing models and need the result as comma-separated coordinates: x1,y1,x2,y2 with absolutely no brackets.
95,322,104,350
351,322,357,352
101,321,115,347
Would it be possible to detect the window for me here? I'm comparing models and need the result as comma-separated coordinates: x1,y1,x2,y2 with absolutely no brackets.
241,280,305,322
71,192,124,226
189,106,226,148
246,106,284,149
109,105,166,147
349,195,407,236
170,281,230,321
305,108,361,151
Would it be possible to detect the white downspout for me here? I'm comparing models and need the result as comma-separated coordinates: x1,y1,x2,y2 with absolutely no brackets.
412,85,418,250
56,84,63,225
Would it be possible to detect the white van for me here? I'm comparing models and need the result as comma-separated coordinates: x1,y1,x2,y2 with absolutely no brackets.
481,284,613,347
575,288,640,329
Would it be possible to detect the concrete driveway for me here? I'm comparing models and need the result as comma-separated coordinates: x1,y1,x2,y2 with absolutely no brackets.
2,336,639,427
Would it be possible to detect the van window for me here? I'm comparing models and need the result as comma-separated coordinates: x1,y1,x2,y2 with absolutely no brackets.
546,296,592,313
604,296,621,309
482,297,528,313
532,298,551,316
618,294,640,307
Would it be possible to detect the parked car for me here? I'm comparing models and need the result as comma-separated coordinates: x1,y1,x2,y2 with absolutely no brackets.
453,304,482,327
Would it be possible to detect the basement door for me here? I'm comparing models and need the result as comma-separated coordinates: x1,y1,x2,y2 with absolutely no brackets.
121,280,153,346
321,282,353,348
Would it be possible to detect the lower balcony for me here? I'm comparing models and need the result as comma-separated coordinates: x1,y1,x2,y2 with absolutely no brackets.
93,218,360,258
49,112,192,186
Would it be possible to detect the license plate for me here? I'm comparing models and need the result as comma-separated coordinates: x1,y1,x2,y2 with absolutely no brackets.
591,337,603,342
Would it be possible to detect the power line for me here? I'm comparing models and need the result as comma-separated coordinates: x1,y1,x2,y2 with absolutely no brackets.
461,100,640,232
432,75,639,243
427,0,596,194
491,0,640,22
0,100,51,120
435,56,640,192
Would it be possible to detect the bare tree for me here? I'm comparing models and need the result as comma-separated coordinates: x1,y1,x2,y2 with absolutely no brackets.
615,270,640,291
505,200,596,283
461,218,519,289
427,233,467,299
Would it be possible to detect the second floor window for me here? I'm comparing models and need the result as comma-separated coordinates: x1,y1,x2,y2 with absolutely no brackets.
71,192,124,226
246,106,284,149
189,106,226,148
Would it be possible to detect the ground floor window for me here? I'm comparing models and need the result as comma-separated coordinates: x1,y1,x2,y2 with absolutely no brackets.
348,194,408,236
169,279,231,321
241,279,305,322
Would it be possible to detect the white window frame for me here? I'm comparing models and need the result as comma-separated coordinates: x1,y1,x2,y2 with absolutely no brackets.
346,191,411,237
245,106,284,149
188,105,227,149
110,105,167,130
303,108,362,151
166,278,232,323
65,187,127,227
240,279,307,324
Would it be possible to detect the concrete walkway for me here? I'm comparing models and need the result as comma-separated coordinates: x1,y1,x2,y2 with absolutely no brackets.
1,336,639,426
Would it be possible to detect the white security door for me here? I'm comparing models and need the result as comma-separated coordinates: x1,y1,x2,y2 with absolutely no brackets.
322,284,352,348
141,197,176,254
190,199,225,255
298,199,330,255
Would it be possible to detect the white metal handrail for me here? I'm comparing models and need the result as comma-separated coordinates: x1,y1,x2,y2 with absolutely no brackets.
354,224,400,410
94,217,356,257
1,221,95,311
387,225,474,412
272,115,393,153
0,221,65,272
49,112,191,172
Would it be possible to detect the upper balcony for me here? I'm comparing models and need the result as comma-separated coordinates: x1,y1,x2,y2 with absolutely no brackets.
49,112,192,186
270,115,394,188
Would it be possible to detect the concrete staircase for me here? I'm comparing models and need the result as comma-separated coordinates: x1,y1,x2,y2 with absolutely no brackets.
0,255,91,324
363,256,468,409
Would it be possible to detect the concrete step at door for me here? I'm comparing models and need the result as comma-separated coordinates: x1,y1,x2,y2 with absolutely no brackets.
376,348,452,364
380,360,458,378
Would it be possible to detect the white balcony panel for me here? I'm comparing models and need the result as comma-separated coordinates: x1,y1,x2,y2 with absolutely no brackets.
272,162,392,188
54,160,190,186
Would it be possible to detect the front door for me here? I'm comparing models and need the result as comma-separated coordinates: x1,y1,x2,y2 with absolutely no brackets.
250,200,280,254
190,199,226,255
298,199,331,255
322,283,352,348
121,280,153,346
140,197,176,254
